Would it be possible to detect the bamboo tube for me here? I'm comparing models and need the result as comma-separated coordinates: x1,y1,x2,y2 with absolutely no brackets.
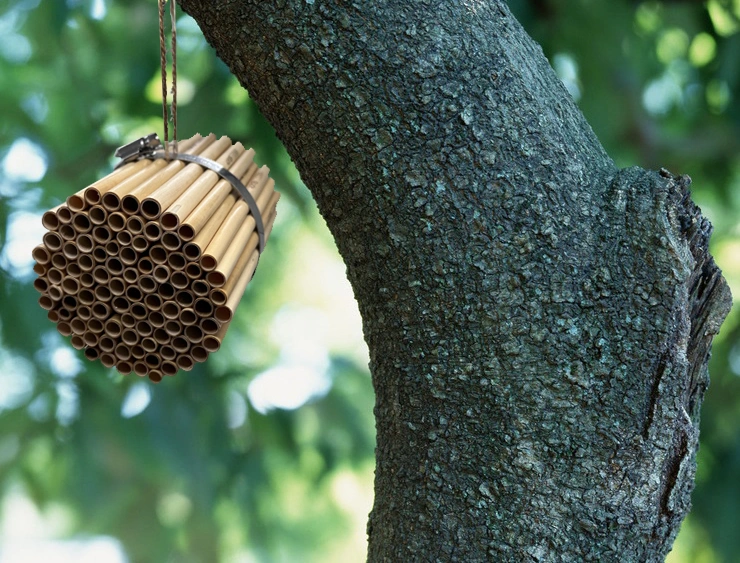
148,371,163,383
200,318,219,335
161,231,181,250
185,263,201,279
72,213,92,233
150,245,167,264
162,300,180,320
131,345,145,359
161,345,177,361
109,277,125,296
38,295,55,310
77,234,94,253
33,245,51,265
192,280,210,296
48,268,63,285
42,203,65,230
112,296,129,314
161,361,178,377
92,247,107,264
62,241,79,260
79,273,94,289
92,301,111,319
100,354,116,368
184,194,237,261
144,221,162,241
159,282,175,300
67,262,82,278
51,254,68,270
61,276,79,295
70,318,86,336
144,293,162,311
77,305,92,320
170,271,189,289
116,231,132,246
175,290,194,308
152,264,171,283
140,134,225,219
57,322,73,337
215,249,259,323
89,205,108,225
62,295,77,311
79,255,94,272
43,232,63,252
133,362,148,376
33,277,49,293
138,275,156,294
58,308,73,321
201,177,274,274
203,320,230,352
114,344,131,361
184,325,203,344
160,144,251,230
141,338,157,353
153,327,170,344
191,346,209,362
120,247,137,266
121,313,136,328
105,256,123,275
83,332,99,347
136,321,153,337
59,224,76,241
93,266,110,285
57,206,73,224
126,215,144,234
92,225,111,244
178,161,258,242
166,321,183,338
88,318,105,334
180,308,197,326
84,348,99,361
150,311,166,328
172,336,189,352
117,361,133,375
98,337,115,352
121,329,139,346
70,335,85,350
94,285,112,302
33,263,47,276
177,355,194,371
104,315,123,338
131,235,148,253
214,206,276,300
48,284,64,301
167,252,186,271
108,212,126,232
102,159,168,211
83,159,151,207
78,288,95,305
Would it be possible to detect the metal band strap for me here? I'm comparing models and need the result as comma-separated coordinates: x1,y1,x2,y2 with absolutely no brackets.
115,134,265,254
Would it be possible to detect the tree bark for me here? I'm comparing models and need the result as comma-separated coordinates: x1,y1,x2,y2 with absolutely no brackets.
177,1,732,560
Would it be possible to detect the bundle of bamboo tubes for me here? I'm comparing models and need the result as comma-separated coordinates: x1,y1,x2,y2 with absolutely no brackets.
33,134,279,382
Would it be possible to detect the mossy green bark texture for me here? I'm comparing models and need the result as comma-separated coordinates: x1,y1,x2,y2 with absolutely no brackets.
178,1,732,560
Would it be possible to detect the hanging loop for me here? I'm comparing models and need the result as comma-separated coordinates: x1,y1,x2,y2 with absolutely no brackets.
158,0,178,158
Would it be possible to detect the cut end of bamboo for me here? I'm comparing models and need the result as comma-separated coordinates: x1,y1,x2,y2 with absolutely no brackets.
33,134,279,382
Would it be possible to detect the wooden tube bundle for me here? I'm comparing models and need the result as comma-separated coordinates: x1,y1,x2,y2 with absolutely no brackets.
33,134,279,382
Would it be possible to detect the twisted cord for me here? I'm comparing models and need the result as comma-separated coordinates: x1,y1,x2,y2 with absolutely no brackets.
170,0,178,154
158,0,169,158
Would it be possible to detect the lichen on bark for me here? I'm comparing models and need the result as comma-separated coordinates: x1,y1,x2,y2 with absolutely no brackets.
178,0,731,560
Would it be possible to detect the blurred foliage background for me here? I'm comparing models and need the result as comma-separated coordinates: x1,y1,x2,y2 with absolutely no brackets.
0,0,737,561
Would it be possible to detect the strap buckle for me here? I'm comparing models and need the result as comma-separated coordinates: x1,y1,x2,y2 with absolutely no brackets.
114,133,162,163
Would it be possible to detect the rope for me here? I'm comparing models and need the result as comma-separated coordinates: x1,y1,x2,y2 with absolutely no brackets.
158,0,178,158
170,0,178,154
158,0,169,158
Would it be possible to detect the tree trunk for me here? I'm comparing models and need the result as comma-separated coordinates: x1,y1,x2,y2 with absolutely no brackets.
177,1,732,560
